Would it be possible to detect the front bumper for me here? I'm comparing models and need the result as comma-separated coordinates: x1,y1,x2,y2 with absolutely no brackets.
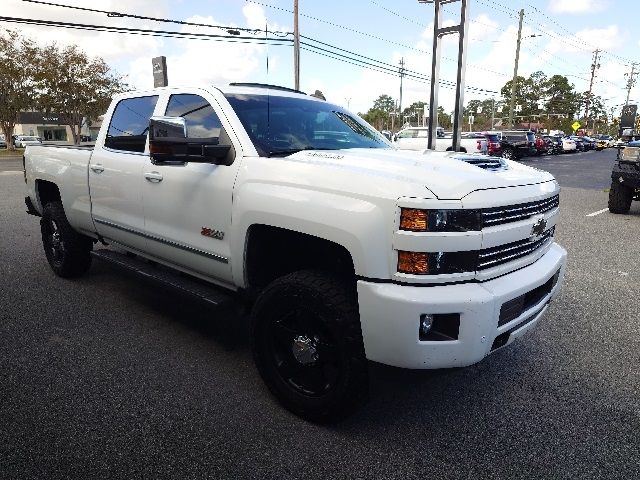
612,162,640,189
357,242,567,369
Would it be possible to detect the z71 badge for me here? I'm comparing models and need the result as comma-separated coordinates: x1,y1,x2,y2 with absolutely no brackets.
201,227,225,240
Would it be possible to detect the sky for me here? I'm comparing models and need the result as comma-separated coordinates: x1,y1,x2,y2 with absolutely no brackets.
2,0,639,119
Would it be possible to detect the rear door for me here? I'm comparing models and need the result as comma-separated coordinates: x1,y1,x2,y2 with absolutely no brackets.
89,94,160,252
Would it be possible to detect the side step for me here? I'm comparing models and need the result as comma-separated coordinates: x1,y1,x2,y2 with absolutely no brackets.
91,249,236,309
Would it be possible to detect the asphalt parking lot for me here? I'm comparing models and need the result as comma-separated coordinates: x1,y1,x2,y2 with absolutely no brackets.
1,148,639,479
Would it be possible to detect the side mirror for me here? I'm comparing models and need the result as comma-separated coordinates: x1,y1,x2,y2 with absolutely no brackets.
149,116,232,165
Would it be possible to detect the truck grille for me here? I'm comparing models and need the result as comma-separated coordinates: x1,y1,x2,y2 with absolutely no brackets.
482,195,559,227
477,228,553,270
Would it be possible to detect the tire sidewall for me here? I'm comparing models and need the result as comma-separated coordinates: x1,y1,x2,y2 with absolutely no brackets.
251,272,367,422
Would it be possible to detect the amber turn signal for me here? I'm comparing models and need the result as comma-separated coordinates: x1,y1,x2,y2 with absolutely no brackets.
400,208,428,231
397,251,429,275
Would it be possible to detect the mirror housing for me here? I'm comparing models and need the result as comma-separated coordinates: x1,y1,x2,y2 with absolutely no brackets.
148,116,232,165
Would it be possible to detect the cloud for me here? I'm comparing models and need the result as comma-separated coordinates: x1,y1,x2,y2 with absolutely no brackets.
548,0,608,14
0,0,167,61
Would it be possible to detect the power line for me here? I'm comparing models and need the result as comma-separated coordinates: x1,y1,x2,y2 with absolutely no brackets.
245,0,509,78
0,13,499,95
20,0,276,36
368,0,426,27
0,15,293,45
477,0,636,66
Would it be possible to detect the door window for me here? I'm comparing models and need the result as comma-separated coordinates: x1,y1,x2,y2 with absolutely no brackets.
105,95,159,152
165,94,222,139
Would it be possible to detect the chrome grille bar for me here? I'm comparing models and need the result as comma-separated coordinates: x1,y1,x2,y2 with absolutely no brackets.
482,195,559,227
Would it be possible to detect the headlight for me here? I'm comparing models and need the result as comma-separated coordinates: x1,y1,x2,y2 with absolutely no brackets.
621,146,640,162
400,208,482,232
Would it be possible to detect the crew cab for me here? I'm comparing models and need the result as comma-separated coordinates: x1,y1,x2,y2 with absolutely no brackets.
24,83,567,422
392,126,483,153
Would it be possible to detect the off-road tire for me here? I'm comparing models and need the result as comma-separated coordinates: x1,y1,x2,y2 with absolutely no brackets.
502,147,516,160
608,181,633,214
251,270,368,423
41,201,93,277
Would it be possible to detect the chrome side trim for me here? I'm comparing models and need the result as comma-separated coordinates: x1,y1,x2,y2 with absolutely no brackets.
94,218,229,264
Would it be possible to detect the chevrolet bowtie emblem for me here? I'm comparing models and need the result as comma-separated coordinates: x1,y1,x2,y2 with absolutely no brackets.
530,217,547,239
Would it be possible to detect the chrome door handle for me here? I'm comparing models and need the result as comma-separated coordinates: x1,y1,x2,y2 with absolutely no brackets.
90,164,104,173
144,171,163,183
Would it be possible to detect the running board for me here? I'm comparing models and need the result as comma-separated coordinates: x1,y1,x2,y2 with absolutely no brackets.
91,249,235,308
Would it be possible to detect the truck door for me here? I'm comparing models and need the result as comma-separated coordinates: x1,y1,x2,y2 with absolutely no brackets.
89,95,160,252
141,92,239,284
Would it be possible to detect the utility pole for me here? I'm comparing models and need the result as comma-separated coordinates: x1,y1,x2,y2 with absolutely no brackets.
584,49,600,124
508,9,524,128
293,0,300,90
625,62,639,106
399,57,405,125
490,97,495,130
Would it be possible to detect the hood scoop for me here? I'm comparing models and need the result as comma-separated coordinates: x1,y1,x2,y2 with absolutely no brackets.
449,153,508,171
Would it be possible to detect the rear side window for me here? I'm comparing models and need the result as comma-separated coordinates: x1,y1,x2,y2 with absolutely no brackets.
486,134,499,142
165,94,223,138
105,96,159,153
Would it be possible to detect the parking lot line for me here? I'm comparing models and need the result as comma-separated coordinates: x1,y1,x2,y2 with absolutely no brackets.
586,208,609,217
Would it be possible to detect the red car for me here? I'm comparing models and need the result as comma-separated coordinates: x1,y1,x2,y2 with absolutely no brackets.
476,132,502,156
534,135,547,155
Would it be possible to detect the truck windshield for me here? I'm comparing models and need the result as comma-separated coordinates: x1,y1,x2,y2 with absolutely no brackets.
225,93,391,157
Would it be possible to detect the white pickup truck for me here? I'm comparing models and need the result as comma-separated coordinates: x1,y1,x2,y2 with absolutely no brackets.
24,83,567,422
392,126,486,153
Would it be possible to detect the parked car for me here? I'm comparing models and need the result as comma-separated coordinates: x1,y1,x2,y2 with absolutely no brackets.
0,135,6,149
594,138,608,150
572,136,586,151
488,130,537,160
478,132,502,156
580,136,596,150
593,134,614,147
534,135,548,155
14,135,42,148
542,135,562,155
559,136,577,153
393,127,479,153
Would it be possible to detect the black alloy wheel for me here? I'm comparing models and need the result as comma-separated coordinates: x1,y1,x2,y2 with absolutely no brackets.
41,201,93,278
502,147,515,160
252,270,368,423
269,306,341,397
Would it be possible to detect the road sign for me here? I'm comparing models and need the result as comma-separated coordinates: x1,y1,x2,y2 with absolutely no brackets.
571,121,581,132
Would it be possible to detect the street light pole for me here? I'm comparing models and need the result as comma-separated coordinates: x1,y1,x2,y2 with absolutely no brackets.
508,9,524,128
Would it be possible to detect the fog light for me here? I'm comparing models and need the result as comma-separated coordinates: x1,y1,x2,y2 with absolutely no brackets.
420,314,433,336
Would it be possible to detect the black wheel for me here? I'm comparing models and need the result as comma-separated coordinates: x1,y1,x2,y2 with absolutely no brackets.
502,147,515,160
251,270,368,423
608,181,634,214
40,201,93,277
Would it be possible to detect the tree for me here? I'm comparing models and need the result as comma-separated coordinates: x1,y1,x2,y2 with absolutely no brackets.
437,106,451,130
0,30,39,150
359,108,387,131
402,101,427,126
35,44,127,144
543,75,578,118
373,94,395,114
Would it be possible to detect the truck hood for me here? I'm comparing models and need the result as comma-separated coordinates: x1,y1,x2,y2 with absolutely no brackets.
286,148,555,200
